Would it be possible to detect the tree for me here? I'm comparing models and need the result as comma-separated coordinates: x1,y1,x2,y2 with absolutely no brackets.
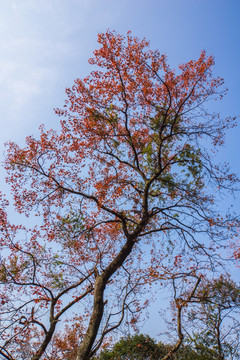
184,276,240,359
160,273,240,360
95,333,214,360
96,334,162,360
0,30,239,360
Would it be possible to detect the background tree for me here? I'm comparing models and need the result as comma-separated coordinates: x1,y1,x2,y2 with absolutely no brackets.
95,333,215,360
96,334,162,360
0,30,239,360
184,276,240,359
159,273,240,360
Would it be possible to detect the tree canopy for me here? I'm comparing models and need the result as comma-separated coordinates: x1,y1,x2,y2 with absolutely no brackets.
95,333,220,360
0,30,239,360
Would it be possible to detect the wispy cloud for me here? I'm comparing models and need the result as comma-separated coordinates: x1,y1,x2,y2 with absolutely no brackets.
0,2,78,142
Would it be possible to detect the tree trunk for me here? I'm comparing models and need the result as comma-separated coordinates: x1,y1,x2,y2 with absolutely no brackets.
75,234,138,360
76,275,106,360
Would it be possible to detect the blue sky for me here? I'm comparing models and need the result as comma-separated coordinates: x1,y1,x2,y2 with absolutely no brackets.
0,0,239,339
1,0,239,157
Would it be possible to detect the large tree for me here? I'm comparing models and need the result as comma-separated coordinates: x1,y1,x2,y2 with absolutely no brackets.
0,30,239,360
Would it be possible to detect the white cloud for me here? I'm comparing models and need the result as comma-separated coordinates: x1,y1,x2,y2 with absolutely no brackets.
0,0,128,147
0,37,58,120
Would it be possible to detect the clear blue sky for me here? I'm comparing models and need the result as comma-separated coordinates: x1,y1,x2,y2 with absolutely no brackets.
0,0,239,339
